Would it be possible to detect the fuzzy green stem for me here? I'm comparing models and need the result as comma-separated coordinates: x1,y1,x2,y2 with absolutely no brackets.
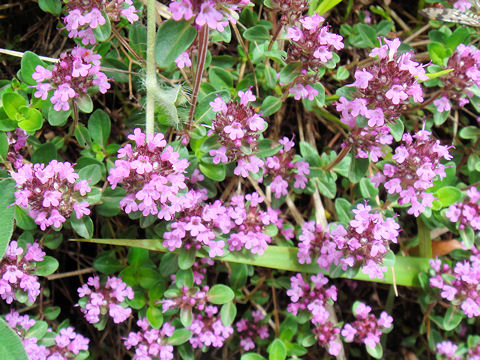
145,0,157,137
417,217,432,258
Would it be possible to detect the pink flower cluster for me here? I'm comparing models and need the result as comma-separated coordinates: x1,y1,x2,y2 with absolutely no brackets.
0,241,44,304
64,0,139,45
235,310,269,351
32,47,110,111
296,220,335,269
446,187,480,231
430,252,480,318
262,136,310,198
329,203,400,279
77,275,134,324
11,160,92,231
191,258,214,285
337,37,426,128
371,130,453,217
163,190,232,257
169,0,250,32
161,285,209,314
285,14,344,100
436,341,460,360
6,311,89,360
227,192,283,255
107,128,191,221
433,44,480,112
124,318,174,360
286,273,340,356
209,90,265,178
268,0,308,25
341,302,393,349
6,128,28,169
342,124,393,162
189,305,233,348
469,342,480,360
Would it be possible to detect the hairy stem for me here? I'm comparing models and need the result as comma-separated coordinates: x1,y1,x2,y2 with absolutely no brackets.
417,217,432,258
145,0,157,137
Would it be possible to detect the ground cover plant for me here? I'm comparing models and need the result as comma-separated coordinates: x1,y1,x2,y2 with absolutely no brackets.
0,0,480,358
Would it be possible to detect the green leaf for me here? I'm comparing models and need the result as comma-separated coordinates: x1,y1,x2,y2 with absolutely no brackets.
180,307,193,327
241,354,267,360
25,320,48,339
279,62,302,84
431,186,462,210
178,247,196,270
2,93,26,120
129,24,147,57
229,263,248,288
21,51,47,85
335,66,350,80
75,94,93,114
199,161,226,181
168,329,192,346
38,0,62,15
388,118,404,142
428,42,451,65
366,342,383,359
0,318,28,360
0,132,8,162
17,107,43,132
92,12,111,42
44,306,61,320
443,306,463,331
147,306,164,329
335,198,352,224
78,164,102,186
315,0,342,15
349,156,369,183
155,19,197,68
359,177,378,199
355,24,378,48
243,25,271,42
47,106,71,126
459,227,475,249
34,256,59,276
260,96,282,117
208,67,233,90
268,338,287,360
459,126,480,140
74,239,432,287
314,175,336,199
70,215,94,238
176,269,194,289
0,179,16,259
220,301,237,326
138,268,160,289
93,251,123,274
207,284,235,304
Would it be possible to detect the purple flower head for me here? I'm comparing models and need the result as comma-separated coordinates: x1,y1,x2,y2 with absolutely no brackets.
163,193,232,257
435,44,480,108
7,311,90,359
0,241,44,304
372,130,453,217
336,37,426,128
107,128,192,221
328,203,400,279
446,187,480,231
77,275,134,324
436,341,460,360
10,160,92,231
5,129,28,169
429,252,480,318
285,14,343,100
287,273,337,322
161,285,209,313
209,90,265,177
169,0,250,31
32,47,110,111
188,306,234,348
226,192,283,255
263,136,310,198
124,319,174,360
64,0,139,45
341,301,392,349
267,0,309,25
236,310,270,351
